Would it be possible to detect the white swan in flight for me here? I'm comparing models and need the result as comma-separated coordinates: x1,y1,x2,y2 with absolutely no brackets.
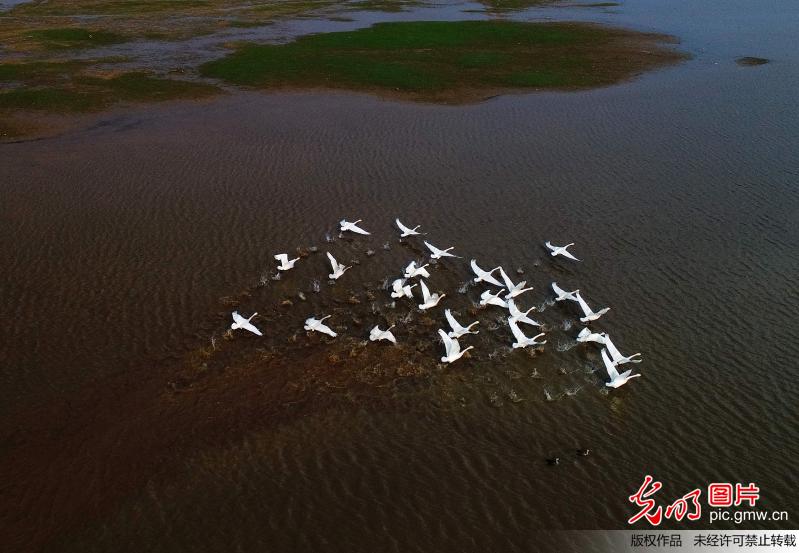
445,308,479,338
304,315,337,337
230,311,262,336
438,329,473,364
498,267,533,299
418,280,445,310
390,278,417,299
424,240,459,260
545,241,580,261
395,218,423,237
575,292,610,323
551,282,579,302
326,252,351,280
403,260,431,279
508,319,546,349
479,289,508,308
601,348,641,388
369,325,397,344
339,219,370,235
604,336,642,365
470,259,503,287
507,299,541,326
576,327,607,344
275,253,299,271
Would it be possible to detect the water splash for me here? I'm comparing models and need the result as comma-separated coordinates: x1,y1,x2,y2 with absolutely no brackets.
565,385,582,397
556,340,577,352
507,389,525,403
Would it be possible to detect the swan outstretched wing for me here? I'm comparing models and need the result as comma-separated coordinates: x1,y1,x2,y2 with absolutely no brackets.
470,259,483,277
561,248,580,261
480,290,496,302
519,315,542,327
601,348,620,381
552,282,569,297
507,299,522,318
575,293,593,317
419,280,431,303
438,329,456,357
444,309,463,333
349,222,370,235
471,260,502,286
619,368,634,380
242,320,262,336
396,218,415,235
304,317,317,328
326,252,340,272
274,253,289,265
508,318,528,343
604,336,623,361
424,241,440,256
232,311,245,325
316,322,337,337
498,267,515,290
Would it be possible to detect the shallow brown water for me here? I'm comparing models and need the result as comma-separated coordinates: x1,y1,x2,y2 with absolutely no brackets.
1,0,799,551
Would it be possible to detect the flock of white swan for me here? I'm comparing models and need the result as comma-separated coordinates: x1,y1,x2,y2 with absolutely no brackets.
230,218,643,389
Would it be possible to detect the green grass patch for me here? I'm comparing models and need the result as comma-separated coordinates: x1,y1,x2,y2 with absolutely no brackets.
345,0,422,12
14,0,211,16
0,61,84,81
478,0,553,10
228,19,274,28
77,72,219,102
0,72,218,112
200,20,683,100
28,28,127,49
0,87,100,111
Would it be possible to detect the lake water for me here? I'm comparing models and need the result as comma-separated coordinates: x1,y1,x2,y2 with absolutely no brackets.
1,0,797,551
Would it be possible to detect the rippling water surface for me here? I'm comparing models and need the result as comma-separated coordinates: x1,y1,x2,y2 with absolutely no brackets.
1,0,798,551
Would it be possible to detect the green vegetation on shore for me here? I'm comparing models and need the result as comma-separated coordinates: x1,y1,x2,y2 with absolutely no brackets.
0,1,684,140
0,66,219,112
28,27,127,49
200,20,684,101
478,0,552,10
